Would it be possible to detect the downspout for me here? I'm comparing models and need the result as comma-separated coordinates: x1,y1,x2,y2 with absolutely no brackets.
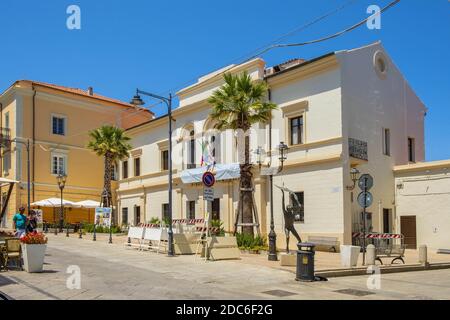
32,85,36,202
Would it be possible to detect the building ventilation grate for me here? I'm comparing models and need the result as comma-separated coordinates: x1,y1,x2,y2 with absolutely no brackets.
262,290,297,297
334,288,375,297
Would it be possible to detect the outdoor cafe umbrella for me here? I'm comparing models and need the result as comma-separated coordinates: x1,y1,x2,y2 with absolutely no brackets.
31,197,79,207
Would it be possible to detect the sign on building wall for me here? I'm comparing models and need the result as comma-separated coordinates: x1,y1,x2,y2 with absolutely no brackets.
95,207,112,227
349,138,368,160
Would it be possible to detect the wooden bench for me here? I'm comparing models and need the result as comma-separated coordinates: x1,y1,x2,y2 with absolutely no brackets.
308,236,340,252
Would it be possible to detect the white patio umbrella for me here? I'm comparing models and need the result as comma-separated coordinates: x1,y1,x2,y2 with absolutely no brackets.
74,200,101,209
31,197,80,207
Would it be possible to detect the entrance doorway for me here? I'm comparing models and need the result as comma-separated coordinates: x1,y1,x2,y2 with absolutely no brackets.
400,216,417,249
212,198,220,221
383,208,392,233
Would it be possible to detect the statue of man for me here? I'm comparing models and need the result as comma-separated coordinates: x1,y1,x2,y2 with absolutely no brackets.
281,188,302,254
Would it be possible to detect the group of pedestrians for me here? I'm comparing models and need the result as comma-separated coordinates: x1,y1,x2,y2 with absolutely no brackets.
12,206,38,238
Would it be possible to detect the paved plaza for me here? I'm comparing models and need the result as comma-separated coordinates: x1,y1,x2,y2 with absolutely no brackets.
1,234,450,300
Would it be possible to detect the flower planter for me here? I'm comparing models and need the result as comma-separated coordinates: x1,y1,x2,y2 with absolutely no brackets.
21,243,47,273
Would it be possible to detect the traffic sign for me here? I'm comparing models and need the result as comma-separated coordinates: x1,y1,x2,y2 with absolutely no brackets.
358,174,373,191
202,171,215,187
357,191,373,208
204,187,214,202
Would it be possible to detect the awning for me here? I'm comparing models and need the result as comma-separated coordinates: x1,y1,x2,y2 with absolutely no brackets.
180,163,240,184
31,198,80,208
0,177,19,187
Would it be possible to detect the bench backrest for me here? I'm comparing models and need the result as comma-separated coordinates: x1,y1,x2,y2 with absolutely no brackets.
143,228,163,241
127,227,145,239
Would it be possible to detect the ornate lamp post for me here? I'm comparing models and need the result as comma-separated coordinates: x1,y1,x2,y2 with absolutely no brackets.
56,174,67,232
346,167,360,190
130,89,175,256
255,142,288,261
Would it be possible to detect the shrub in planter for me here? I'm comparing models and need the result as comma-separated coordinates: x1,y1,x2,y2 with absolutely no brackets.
20,232,48,273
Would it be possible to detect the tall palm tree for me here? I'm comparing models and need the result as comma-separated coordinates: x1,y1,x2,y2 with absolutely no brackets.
87,125,132,207
208,72,277,235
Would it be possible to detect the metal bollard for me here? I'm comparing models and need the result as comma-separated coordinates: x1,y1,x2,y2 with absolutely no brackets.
79,224,83,239
366,244,376,266
296,243,315,282
66,225,69,237
419,245,429,267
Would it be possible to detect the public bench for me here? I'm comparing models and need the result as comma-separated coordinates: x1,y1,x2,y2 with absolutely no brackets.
374,242,405,264
308,236,340,252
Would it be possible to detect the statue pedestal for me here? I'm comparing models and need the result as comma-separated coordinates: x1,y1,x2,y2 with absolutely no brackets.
280,252,297,266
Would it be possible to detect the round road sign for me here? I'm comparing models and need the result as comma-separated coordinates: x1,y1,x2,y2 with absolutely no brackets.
357,191,373,208
202,171,215,187
358,174,373,191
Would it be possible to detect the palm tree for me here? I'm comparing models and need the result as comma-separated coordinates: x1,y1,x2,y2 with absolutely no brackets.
208,72,277,235
87,125,132,207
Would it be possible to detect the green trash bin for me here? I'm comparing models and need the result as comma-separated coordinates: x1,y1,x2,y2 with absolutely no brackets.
296,243,315,282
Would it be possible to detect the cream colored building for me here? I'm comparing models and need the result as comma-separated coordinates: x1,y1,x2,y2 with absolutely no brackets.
394,160,450,250
116,41,427,249
0,81,153,227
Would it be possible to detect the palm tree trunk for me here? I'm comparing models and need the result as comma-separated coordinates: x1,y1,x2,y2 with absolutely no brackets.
103,153,113,208
240,134,254,236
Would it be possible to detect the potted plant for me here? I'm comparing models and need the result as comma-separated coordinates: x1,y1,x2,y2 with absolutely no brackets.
20,232,48,273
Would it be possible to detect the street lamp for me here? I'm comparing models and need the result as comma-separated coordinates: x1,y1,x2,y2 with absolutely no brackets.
255,141,288,261
346,167,360,190
56,174,67,232
130,89,175,256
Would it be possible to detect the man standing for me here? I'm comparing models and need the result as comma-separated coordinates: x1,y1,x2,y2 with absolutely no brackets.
13,206,27,238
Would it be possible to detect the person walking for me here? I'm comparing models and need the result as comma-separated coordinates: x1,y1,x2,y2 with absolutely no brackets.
13,206,27,238
26,210,38,234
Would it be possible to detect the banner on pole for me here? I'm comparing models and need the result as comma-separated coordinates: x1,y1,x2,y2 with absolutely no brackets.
94,207,112,227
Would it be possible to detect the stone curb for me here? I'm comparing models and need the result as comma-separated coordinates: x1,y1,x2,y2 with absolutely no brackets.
315,262,450,278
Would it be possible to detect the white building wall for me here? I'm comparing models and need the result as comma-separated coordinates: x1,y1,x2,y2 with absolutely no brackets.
395,166,450,250
338,42,426,242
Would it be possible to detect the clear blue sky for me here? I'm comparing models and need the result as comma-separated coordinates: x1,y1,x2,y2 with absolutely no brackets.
0,0,449,161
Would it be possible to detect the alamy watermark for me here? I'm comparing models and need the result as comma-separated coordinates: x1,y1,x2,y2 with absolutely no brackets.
66,5,81,30
367,5,381,30
66,265,81,290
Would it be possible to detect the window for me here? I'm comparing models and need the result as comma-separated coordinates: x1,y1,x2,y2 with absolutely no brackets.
134,206,141,225
212,198,220,221
187,201,196,220
290,192,304,223
383,128,390,156
188,130,196,169
3,152,11,175
162,203,169,221
122,161,128,179
122,208,128,225
52,115,66,135
111,163,117,181
408,137,415,162
4,112,10,128
290,116,303,145
51,154,66,175
161,150,169,171
134,157,141,176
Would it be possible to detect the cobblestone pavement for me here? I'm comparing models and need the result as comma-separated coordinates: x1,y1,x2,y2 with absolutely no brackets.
1,235,449,300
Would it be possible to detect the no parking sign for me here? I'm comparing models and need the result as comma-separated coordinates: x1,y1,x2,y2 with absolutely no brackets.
202,171,215,187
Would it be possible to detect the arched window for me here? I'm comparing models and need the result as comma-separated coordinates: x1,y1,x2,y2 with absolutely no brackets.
188,130,196,169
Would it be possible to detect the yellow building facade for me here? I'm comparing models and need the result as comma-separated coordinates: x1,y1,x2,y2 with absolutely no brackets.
0,80,153,227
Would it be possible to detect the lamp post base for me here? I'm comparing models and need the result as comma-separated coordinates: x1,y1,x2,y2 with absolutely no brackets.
268,230,278,261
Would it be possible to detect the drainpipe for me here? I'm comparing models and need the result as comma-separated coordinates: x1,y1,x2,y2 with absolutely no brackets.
32,85,36,202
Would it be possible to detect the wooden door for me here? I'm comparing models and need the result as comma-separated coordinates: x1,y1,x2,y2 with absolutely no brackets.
400,216,417,249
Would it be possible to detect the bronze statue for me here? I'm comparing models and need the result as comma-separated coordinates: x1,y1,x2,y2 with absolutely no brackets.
278,185,302,253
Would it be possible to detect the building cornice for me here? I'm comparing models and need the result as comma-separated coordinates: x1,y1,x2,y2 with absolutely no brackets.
394,160,450,174
266,54,339,88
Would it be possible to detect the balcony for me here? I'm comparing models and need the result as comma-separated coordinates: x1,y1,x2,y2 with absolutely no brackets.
0,128,11,149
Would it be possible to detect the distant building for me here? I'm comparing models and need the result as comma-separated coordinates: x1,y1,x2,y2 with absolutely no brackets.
116,41,429,249
0,80,153,227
